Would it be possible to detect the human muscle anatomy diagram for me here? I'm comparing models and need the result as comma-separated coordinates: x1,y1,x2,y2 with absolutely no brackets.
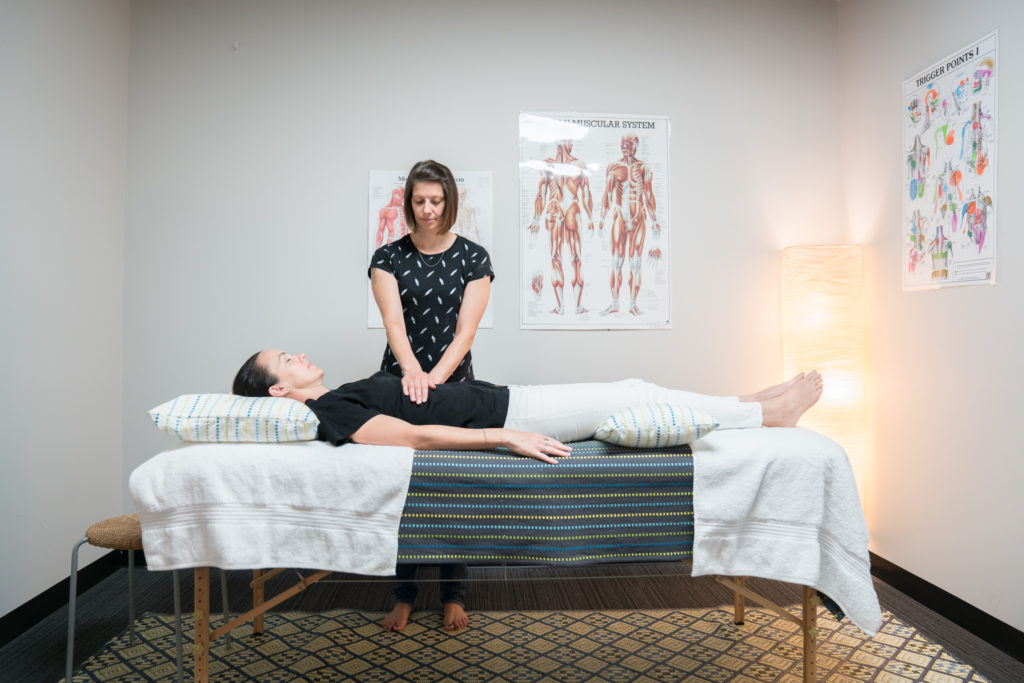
599,135,661,316
519,112,670,329
528,140,595,315
902,32,996,289
375,188,407,249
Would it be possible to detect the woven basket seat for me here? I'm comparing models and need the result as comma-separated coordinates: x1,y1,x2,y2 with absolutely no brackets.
85,513,143,551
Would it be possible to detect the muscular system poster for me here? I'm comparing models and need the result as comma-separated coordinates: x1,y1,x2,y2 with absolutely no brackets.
519,112,671,329
367,170,494,328
902,31,997,289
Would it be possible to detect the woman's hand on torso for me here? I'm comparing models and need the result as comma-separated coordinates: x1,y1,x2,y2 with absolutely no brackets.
402,369,436,405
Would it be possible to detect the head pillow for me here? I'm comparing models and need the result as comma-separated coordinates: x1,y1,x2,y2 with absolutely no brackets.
594,403,718,448
148,394,319,443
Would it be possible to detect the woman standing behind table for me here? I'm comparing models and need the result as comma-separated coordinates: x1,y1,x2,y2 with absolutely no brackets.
369,160,494,632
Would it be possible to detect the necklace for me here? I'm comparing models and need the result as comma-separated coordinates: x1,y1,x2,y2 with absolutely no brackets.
417,249,445,268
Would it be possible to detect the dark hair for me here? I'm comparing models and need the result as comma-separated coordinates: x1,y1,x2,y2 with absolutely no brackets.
403,160,459,233
232,351,277,397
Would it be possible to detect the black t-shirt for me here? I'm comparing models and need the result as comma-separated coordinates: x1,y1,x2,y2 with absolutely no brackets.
369,234,494,383
307,372,510,446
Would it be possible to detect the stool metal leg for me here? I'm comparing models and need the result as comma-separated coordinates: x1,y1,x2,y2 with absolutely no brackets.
173,569,183,683
127,550,136,646
67,541,141,681
66,537,89,683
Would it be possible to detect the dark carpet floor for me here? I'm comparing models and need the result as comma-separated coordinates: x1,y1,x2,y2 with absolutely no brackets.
4,563,1022,682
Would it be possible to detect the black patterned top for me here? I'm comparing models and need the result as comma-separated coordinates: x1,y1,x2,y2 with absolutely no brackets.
369,234,494,383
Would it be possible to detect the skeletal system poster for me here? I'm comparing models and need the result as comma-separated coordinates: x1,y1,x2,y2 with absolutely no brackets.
520,112,671,329
903,31,997,290
367,170,493,328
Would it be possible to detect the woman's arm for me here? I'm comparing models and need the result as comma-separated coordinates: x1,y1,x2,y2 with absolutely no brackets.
351,414,571,464
370,268,432,403
427,276,491,384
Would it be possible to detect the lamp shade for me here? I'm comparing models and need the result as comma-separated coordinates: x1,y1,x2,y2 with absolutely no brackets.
781,245,865,494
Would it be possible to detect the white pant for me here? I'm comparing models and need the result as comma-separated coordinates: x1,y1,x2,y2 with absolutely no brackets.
503,378,762,442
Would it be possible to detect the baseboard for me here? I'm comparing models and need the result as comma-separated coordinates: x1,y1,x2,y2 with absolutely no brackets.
871,552,1024,664
0,549,141,650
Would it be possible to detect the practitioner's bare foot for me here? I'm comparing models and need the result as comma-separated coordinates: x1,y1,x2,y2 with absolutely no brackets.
381,602,413,631
740,373,806,403
443,603,469,631
760,372,822,427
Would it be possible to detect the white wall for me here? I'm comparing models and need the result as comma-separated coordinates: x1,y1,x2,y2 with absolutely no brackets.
123,0,844,484
26,0,1018,633
838,1,1024,630
0,0,129,616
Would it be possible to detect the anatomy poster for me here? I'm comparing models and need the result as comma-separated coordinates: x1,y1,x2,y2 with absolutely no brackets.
903,31,997,290
367,170,494,328
520,112,671,329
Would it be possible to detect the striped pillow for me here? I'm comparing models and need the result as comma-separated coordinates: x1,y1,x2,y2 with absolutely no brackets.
148,394,319,443
594,403,718,448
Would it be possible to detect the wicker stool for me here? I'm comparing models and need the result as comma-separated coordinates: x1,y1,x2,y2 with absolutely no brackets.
65,515,230,683
65,514,144,683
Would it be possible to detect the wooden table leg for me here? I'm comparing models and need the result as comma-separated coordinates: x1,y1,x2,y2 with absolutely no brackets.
194,568,209,683
253,569,265,635
733,576,746,625
802,586,818,682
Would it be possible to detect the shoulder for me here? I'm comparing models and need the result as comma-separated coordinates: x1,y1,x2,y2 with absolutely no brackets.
453,236,494,279
454,235,489,259
453,237,493,274
376,235,414,256
371,236,414,271
312,373,400,408
306,376,397,445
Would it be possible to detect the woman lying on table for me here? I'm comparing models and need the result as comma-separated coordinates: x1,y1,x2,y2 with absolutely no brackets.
233,350,822,464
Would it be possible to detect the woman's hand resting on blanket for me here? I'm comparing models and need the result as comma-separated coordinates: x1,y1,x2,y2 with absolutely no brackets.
498,429,572,464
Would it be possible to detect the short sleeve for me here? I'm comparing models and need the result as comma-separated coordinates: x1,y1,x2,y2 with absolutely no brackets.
368,242,398,279
307,394,379,446
460,239,495,283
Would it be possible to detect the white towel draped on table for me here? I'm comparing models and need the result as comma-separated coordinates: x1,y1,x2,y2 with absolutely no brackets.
691,427,882,636
130,428,882,636
129,441,414,577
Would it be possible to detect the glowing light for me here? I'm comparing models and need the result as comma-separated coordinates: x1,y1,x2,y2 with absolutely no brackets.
782,245,866,497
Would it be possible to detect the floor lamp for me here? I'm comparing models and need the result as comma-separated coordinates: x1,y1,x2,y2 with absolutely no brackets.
781,245,865,496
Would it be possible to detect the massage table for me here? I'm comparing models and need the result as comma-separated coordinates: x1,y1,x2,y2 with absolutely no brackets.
131,431,881,683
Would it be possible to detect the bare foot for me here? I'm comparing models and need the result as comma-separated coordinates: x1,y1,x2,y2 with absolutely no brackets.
739,373,805,403
760,372,822,427
381,602,413,631
443,603,469,631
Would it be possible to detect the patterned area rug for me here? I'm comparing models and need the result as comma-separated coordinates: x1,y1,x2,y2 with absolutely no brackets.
68,606,988,682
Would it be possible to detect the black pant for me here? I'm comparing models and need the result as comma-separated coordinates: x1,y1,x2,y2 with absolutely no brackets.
393,564,467,606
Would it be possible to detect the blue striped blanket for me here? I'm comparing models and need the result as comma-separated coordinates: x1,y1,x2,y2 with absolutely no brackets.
397,440,693,565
